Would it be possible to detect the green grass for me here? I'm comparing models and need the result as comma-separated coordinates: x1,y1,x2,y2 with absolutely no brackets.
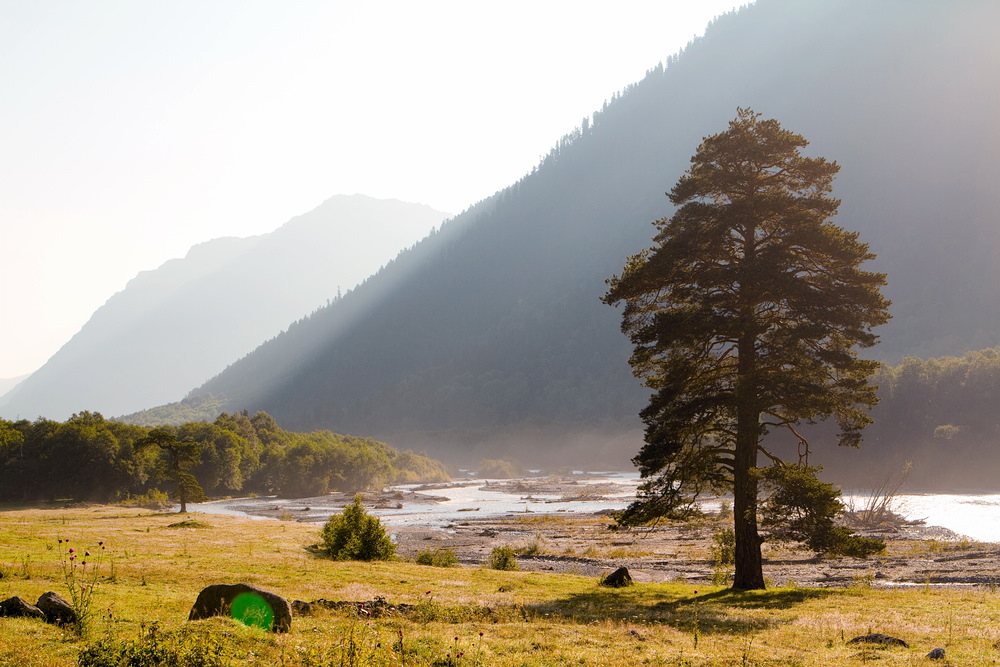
0,505,997,665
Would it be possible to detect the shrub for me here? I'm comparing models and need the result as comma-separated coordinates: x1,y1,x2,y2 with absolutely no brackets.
414,547,458,567
320,495,396,561
758,463,884,558
824,526,886,558
711,527,735,565
476,459,519,478
79,624,233,667
119,488,171,510
488,545,518,571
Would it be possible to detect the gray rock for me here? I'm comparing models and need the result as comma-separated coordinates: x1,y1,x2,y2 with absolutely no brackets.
0,596,45,620
36,591,77,626
601,566,633,588
189,583,292,632
927,647,946,660
846,633,908,648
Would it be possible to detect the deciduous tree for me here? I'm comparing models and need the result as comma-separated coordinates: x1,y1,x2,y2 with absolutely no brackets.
136,427,206,512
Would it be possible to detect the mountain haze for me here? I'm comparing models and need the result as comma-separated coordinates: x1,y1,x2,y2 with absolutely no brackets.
163,1,1000,466
0,196,448,420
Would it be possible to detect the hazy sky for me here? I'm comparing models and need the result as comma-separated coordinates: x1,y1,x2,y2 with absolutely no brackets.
1,0,746,380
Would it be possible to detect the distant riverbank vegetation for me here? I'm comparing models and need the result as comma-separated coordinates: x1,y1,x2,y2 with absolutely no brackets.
0,410,449,504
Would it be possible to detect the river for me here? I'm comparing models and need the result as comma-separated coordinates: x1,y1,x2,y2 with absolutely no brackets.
183,471,1000,543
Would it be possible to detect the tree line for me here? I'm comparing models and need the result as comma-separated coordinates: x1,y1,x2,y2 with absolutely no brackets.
0,410,449,504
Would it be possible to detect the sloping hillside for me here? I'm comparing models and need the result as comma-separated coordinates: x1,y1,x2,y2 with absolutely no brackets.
175,1,1000,463
0,196,448,420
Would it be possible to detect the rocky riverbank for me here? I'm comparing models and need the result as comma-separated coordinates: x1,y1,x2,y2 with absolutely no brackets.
389,511,994,588
214,477,997,589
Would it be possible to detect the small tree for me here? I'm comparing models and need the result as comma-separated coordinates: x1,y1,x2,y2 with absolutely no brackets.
135,427,207,513
321,495,396,561
758,464,884,557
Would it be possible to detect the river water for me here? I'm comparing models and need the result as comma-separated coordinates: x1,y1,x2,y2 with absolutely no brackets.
184,472,1000,544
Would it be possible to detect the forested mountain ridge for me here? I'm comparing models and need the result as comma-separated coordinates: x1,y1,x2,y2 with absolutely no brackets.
0,196,448,421
169,2,1000,472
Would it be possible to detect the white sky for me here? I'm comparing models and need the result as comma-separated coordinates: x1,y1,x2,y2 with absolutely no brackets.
0,0,747,379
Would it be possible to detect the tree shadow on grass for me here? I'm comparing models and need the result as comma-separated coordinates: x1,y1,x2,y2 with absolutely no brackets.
525,585,839,634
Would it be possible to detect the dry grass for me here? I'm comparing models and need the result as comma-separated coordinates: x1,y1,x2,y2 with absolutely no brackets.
1,505,998,665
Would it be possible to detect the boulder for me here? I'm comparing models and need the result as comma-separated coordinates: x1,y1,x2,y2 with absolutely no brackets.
0,596,45,620
846,633,908,648
36,591,77,626
189,583,291,632
601,566,633,588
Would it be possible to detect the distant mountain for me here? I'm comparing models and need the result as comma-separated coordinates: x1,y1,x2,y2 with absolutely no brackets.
153,1,1000,467
0,196,449,420
0,375,29,397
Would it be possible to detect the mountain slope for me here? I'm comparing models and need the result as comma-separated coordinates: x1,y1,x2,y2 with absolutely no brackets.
183,0,1000,461
0,196,448,420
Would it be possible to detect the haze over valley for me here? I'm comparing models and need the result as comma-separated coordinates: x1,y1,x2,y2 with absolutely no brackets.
6,0,1000,490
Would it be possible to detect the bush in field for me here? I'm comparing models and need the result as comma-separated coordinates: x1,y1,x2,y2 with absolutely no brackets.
79,623,230,666
711,527,735,566
759,464,885,558
488,545,518,571
320,495,396,561
414,547,458,567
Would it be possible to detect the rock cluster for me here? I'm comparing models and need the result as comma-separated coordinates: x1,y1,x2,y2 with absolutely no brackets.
0,591,76,626
292,596,414,618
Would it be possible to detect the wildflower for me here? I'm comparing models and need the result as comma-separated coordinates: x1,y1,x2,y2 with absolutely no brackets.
68,548,74,553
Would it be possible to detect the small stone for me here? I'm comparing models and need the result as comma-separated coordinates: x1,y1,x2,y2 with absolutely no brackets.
927,647,946,660
601,566,633,588
291,600,313,616
846,633,908,648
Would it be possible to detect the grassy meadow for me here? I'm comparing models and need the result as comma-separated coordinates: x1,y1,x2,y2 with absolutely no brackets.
0,505,998,665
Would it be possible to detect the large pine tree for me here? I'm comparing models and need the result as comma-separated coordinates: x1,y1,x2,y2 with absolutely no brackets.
604,108,890,589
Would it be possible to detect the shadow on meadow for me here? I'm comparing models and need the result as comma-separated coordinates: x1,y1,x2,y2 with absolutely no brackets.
526,584,839,634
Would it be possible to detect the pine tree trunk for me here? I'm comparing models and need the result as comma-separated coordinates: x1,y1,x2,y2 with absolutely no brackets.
733,324,765,590
732,433,764,589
